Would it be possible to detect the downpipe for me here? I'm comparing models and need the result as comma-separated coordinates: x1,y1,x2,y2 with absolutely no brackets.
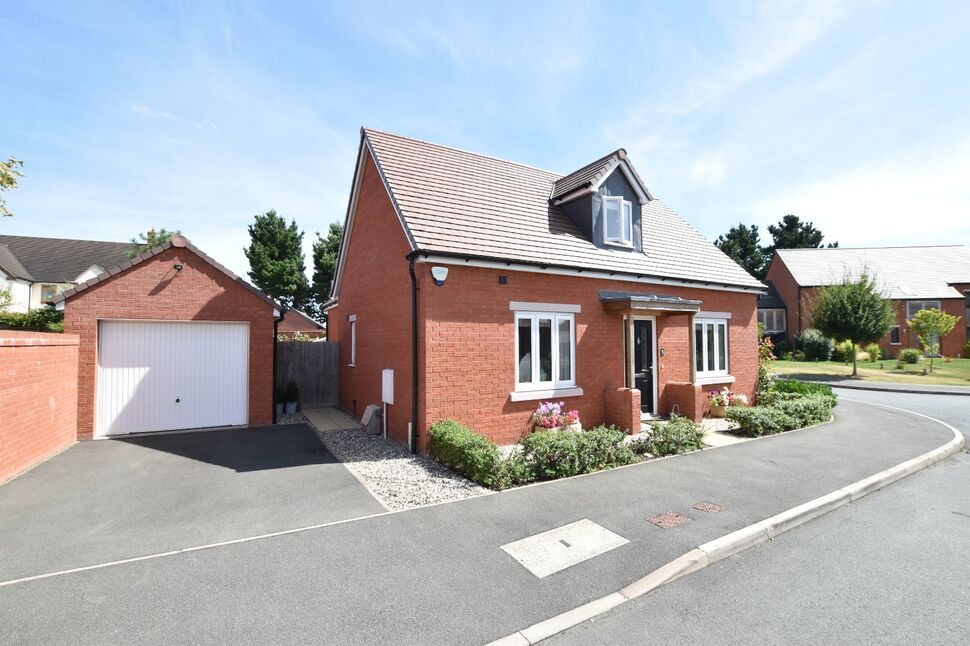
408,253,419,454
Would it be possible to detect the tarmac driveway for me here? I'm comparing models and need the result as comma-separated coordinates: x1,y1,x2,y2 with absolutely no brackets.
0,424,385,582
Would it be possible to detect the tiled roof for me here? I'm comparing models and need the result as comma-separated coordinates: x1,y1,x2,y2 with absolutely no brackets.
551,149,625,200
775,246,970,299
363,129,764,291
0,234,135,283
0,243,33,280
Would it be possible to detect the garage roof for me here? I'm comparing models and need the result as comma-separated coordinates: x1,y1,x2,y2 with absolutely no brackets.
52,235,281,311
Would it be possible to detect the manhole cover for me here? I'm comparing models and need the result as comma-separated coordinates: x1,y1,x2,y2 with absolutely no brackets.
693,501,723,513
647,511,690,529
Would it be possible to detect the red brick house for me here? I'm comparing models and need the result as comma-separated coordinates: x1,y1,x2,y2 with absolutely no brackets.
278,308,326,339
326,129,765,451
53,235,280,439
761,246,970,357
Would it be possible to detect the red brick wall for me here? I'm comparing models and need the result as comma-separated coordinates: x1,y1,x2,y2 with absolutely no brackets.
63,245,276,439
0,332,78,484
419,264,759,447
603,386,641,434
665,382,702,421
328,151,415,445
765,255,802,341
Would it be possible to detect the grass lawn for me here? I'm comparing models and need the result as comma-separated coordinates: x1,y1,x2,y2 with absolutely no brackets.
772,357,970,387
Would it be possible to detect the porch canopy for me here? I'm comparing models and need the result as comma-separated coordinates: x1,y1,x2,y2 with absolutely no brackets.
599,289,703,393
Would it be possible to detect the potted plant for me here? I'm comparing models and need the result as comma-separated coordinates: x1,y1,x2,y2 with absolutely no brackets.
708,388,732,418
283,381,299,415
533,401,581,432
274,385,284,418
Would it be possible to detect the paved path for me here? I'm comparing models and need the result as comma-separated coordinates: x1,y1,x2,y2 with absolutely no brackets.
550,388,970,645
0,400,954,645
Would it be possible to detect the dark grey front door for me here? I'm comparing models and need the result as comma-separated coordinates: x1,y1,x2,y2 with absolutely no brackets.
633,319,654,414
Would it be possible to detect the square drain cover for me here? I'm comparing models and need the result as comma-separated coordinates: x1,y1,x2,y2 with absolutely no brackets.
648,511,691,529
693,501,723,513
500,519,628,578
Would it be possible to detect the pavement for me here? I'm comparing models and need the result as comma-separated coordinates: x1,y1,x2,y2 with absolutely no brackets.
0,424,385,582
785,374,970,396
0,398,955,645
549,388,970,645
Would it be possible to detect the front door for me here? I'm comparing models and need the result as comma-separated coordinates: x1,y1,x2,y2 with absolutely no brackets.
633,319,654,414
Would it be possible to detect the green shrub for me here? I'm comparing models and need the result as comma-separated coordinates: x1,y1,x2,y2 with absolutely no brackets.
771,395,834,428
774,340,790,356
726,406,794,437
521,425,637,481
963,339,970,359
793,350,806,361
794,329,834,361
833,339,856,362
770,379,838,407
898,348,921,364
0,306,64,332
492,451,534,490
865,343,882,362
642,416,706,457
429,419,504,488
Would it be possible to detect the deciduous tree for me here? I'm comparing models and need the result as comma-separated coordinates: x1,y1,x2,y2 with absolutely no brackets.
811,272,895,377
907,308,959,372
1,157,25,217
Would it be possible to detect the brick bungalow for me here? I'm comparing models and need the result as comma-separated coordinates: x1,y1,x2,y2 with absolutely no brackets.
761,246,970,357
325,129,765,452
278,308,327,339
53,235,280,439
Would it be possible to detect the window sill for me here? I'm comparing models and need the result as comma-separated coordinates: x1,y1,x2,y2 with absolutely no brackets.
695,375,735,386
509,386,584,402
347,364,356,368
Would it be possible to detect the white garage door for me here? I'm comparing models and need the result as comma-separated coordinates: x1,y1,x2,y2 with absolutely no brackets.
97,320,249,437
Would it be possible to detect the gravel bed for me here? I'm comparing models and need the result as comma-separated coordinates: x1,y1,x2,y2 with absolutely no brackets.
700,416,740,433
307,425,489,511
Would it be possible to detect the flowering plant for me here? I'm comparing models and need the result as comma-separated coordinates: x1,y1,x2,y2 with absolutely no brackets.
708,387,745,407
533,401,580,429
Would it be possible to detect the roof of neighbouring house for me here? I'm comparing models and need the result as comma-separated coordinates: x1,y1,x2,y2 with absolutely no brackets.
757,281,786,309
0,234,136,283
773,246,970,299
359,128,765,291
51,234,281,311
0,243,34,280
283,308,325,329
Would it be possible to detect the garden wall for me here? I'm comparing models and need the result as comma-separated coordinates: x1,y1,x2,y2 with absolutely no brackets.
0,331,78,485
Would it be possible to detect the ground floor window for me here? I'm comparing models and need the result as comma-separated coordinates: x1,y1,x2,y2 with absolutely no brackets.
348,314,357,366
890,325,901,345
757,308,786,334
695,318,728,377
515,312,575,390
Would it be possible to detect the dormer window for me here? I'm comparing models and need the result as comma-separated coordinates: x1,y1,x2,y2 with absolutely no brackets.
603,196,633,247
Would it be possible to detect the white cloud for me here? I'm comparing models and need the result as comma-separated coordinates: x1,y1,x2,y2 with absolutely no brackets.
754,139,970,245
690,147,728,188
131,104,175,119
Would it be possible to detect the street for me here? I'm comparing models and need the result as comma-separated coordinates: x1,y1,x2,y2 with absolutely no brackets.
551,388,970,645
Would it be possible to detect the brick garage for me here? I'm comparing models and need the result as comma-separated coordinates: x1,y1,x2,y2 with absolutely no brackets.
57,236,278,439
0,331,78,484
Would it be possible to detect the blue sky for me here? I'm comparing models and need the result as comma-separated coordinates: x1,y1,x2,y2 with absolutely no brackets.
3,0,969,277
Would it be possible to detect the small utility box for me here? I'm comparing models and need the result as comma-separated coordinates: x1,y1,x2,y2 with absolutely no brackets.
382,369,394,405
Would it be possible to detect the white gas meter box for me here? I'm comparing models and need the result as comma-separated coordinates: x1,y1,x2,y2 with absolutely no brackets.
382,369,394,405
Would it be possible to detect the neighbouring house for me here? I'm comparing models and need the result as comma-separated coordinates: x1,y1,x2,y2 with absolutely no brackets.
762,246,970,357
53,235,280,439
0,234,135,312
278,307,327,339
325,128,765,451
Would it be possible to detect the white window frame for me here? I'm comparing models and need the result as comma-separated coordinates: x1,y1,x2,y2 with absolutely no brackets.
757,308,786,334
889,325,901,345
905,300,940,319
603,196,633,247
348,314,357,367
514,311,576,393
694,318,729,379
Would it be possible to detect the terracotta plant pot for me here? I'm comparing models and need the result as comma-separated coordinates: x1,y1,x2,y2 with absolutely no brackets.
710,404,726,418
536,420,582,433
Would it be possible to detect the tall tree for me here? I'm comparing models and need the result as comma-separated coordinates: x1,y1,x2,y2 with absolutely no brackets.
763,214,838,262
1,157,25,217
907,308,959,372
811,272,895,376
310,222,343,316
127,228,181,258
715,223,765,279
244,210,310,310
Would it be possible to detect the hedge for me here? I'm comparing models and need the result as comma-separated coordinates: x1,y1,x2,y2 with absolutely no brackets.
631,416,706,457
727,393,835,437
428,420,505,488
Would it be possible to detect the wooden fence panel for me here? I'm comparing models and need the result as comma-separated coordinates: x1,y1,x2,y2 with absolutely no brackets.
275,341,339,407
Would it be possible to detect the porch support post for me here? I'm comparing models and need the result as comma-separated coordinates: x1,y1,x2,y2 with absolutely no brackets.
688,312,696,384
625,313,635,390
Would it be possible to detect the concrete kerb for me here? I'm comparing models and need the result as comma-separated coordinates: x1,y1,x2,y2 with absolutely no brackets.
485,400,965,646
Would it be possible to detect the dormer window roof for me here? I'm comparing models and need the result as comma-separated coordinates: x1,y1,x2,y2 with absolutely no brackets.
550,148,652,206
